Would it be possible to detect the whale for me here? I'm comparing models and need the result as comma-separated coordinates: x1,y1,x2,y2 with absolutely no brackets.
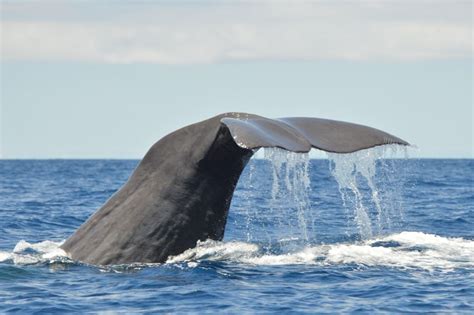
61,113,409,265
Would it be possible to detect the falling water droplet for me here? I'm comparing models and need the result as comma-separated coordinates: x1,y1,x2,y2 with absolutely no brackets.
263,148,314,244
327,144,408,239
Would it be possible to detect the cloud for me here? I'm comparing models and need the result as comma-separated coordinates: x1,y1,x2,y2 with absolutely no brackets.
1,1,472,64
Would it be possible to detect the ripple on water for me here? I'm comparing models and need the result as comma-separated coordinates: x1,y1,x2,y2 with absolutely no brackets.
1,158,473,313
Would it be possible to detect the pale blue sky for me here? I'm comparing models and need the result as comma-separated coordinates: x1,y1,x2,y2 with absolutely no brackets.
1,1,472,158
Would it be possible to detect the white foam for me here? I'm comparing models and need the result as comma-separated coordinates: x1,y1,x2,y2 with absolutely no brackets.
167,232,474,271
0,252,12,262
3,232,471,271
167,240,259,264
0,240,69,265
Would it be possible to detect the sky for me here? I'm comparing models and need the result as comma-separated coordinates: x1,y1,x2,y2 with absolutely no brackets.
1,0,472,158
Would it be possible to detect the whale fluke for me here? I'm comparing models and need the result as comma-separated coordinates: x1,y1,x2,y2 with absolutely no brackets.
222,115,408,153
61,113,409,265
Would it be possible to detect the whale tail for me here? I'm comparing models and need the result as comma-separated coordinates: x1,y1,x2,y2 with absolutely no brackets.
220,114,408,153
61,113,409,265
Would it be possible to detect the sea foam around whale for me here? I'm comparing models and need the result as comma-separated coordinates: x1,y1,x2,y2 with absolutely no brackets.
2,232,473,272
171,231,474,271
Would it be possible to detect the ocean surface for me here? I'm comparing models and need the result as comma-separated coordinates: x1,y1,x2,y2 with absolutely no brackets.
0,149,473,313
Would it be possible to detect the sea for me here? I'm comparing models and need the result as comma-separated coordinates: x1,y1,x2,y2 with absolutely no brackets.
0,147,473,313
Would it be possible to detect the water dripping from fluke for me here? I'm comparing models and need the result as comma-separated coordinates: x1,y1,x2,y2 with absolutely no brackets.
237,145,407,248
263,148,314,245
327,145,408,240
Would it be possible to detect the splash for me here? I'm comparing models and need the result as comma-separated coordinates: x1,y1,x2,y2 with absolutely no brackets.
2,232,473,272
167,232,474,271
327,145,407,239
0,240,69,265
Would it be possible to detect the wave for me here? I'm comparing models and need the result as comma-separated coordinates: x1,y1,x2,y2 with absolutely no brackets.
1,232,473,271
0,240,69,265
168,232,474,271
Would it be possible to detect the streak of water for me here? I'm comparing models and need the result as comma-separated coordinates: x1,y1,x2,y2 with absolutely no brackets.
238,145,407,244
327,145,407,239
263,148,314,244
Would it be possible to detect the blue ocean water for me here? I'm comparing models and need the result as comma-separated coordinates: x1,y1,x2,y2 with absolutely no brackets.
0,154,473,313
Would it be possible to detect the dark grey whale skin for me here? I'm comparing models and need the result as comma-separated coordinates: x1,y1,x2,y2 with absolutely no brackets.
61,113,408,265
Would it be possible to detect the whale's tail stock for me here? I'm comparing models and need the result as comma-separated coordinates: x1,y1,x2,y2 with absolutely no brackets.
61,113,409,265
